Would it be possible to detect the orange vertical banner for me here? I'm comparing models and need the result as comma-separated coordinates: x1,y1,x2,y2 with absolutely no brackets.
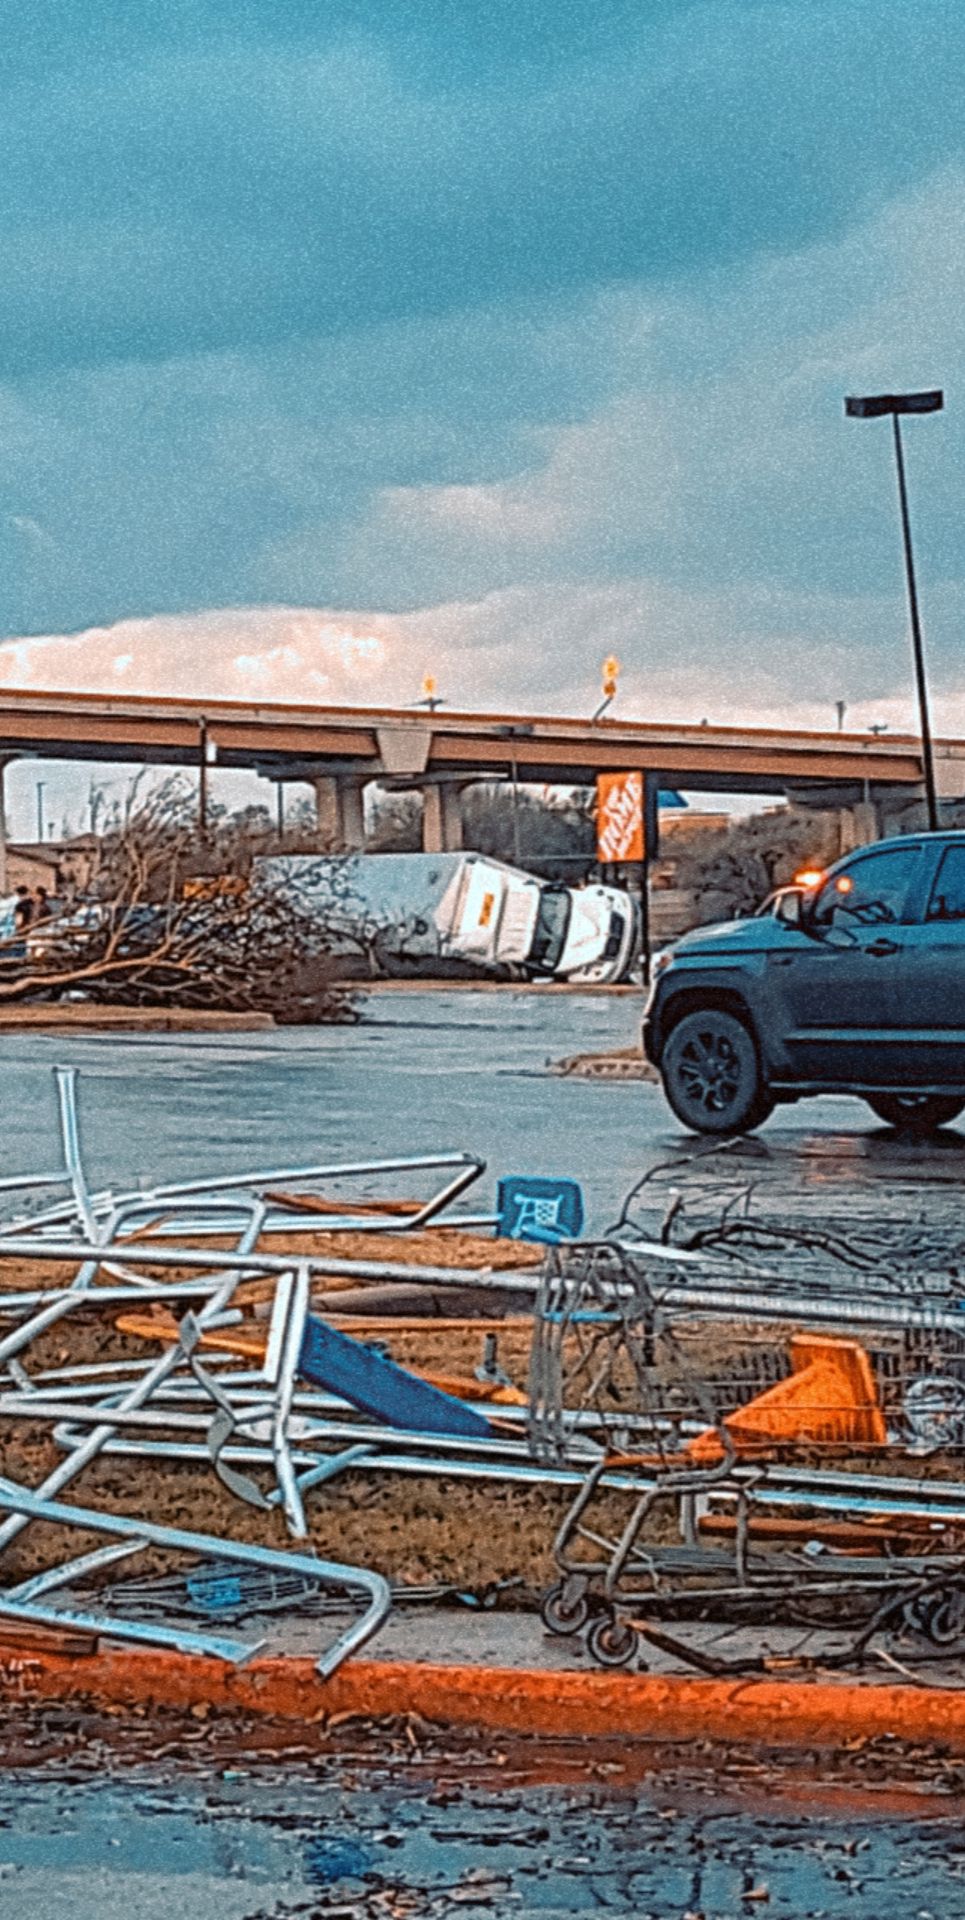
596,770,644,863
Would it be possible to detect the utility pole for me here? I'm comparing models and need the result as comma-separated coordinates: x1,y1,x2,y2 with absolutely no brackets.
198,718,209,840
845,389,943,831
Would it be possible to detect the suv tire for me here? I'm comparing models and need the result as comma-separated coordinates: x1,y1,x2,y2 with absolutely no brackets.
865,1093,965,1135
661,1008,773,1135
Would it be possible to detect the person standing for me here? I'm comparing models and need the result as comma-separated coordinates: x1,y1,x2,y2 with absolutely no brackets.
12,887,33,932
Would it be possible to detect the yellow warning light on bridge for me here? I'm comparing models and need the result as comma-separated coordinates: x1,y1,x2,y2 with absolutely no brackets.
416,671,444,711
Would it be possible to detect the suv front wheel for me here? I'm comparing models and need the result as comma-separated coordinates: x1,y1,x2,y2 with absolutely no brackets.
865,1093,965,1135
661,1008,773,1135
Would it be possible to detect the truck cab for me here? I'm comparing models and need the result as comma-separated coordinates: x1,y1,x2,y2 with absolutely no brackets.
435,857,638,983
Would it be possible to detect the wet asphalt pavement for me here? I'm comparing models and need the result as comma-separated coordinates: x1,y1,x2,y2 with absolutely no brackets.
2,988,965,1916
4,1732,965,1920
1,986,954,1230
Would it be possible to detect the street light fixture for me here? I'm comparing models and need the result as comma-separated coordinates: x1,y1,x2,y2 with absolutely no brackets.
592,655,621,722
844,387,943,831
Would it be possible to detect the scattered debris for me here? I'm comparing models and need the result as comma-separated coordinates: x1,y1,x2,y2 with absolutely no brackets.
531,1188,965,1674
4,1068,965,1710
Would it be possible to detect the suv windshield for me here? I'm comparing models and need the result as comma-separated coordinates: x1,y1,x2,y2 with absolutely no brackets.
812,844,922,928
530,888,572,970
927,844,965,920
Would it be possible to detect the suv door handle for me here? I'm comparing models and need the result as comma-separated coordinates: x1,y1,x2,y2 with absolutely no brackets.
864,937,899,957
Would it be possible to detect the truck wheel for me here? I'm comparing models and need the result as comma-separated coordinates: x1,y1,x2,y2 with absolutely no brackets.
866,1093,965,1134
661,1009,773,1135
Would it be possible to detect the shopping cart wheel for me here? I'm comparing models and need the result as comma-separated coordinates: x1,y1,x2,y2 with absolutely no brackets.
586,1612,639,1669
920,1588,965,1648
540,1579,590,1636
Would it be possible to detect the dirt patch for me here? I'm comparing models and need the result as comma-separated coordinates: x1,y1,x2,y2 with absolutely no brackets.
0,1005,275,1031
552,1047,656,1080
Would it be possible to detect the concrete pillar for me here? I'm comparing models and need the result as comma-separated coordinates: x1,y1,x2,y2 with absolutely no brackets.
421,786,443,853
837,800,880,853
421,781,464,852
313,777,338,845
439,782,463,851
339,779,366,850
313,776,366,850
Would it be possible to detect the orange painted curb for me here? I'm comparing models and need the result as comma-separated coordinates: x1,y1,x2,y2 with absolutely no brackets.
1,1643,963,1752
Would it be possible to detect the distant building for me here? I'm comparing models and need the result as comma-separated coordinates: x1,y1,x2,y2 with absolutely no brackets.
651,810,731,942
2,833,100,899
3,843,64,896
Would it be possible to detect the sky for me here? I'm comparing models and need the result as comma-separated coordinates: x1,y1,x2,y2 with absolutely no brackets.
3,1,965,833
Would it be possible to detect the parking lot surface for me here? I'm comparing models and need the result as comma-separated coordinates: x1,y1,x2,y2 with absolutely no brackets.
4,987,960,1231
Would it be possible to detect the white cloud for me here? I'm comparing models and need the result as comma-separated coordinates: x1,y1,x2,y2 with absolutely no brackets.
2,570,958,740
0,608,394,704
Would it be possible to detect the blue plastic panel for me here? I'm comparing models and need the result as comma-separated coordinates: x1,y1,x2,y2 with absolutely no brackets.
298,1315,495,1438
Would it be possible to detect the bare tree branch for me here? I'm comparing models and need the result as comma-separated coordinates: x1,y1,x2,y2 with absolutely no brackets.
1,783,356,1023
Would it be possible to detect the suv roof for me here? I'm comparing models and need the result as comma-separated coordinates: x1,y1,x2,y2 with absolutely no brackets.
843,829,965,848
819,829,965,870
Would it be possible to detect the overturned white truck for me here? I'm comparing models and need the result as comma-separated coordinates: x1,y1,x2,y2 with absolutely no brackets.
255,852,638,984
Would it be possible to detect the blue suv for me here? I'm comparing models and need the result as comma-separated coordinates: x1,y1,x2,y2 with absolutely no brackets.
643,830,965,1135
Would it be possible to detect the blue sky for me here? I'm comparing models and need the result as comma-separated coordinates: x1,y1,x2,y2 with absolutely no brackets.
3,2,965,830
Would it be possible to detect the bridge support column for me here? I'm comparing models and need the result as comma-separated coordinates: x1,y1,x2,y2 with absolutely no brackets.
313,776,366,851
837,800,881,853
421,781,464,853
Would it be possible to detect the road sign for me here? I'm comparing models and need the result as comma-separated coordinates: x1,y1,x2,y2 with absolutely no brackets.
596,770,644,863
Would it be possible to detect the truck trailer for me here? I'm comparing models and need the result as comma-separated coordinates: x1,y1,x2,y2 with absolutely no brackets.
254,852,638,984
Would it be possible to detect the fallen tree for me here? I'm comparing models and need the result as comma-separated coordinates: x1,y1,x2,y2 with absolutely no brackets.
0,785,356,1022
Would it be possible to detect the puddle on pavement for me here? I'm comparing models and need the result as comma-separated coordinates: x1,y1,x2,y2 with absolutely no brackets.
2,1714,965,1917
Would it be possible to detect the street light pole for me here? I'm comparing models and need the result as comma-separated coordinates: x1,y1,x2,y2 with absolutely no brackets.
890,409,939,832
845,388,943,832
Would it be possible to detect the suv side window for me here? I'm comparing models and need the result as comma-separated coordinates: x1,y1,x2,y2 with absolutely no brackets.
927,845,965,921
812,846,921,927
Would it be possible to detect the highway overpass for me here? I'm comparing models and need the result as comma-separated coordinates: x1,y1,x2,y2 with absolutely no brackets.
1,686,962,858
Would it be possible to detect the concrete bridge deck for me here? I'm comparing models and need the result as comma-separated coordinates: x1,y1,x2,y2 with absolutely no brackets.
0,684,949,786
2,686,962,858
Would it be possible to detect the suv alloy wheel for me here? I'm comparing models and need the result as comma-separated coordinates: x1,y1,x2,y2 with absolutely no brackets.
661,1007,774,1135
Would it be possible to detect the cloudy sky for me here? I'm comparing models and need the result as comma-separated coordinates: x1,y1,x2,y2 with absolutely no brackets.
2,1,965,829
